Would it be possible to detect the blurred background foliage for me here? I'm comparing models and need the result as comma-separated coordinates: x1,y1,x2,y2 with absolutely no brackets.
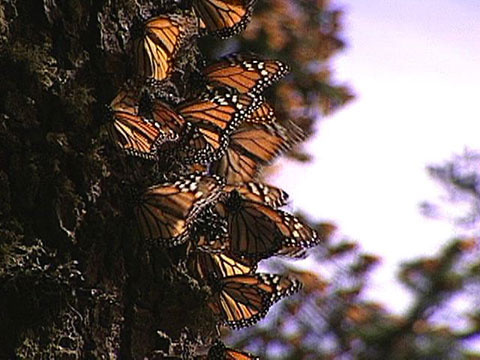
207,1,480,359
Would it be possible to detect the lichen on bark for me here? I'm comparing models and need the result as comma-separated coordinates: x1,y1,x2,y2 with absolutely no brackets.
0,1,211,358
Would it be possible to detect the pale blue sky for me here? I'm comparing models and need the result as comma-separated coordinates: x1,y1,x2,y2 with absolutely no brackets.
271,0,480,312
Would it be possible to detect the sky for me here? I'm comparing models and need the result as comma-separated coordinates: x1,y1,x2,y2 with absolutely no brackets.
270,0,480,313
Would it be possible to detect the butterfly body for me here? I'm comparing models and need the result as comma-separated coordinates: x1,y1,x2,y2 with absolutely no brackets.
134,174,224,246
214,183,319,261
191,207,229,252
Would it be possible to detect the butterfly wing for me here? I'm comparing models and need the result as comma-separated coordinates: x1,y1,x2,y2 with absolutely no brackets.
216,187,319,260
192,0,257,39
188,252,252,280
215,199,282,259
148,99,186,145
225,182,289,208
106,89,161,159
246,100,276,124
223,348,259,360
211,122,289,183
210,144,259,184
133,34,167,81
203,54,289,94
176,91,258,164
208,273,302,328
134,14,196,80
134,174,224,246
207,341,259,360
274,210,321,258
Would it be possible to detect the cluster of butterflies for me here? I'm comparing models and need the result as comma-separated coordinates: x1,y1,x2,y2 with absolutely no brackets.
102,0,320,358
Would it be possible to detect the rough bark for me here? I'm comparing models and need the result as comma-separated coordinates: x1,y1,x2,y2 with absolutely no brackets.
0,1,212,358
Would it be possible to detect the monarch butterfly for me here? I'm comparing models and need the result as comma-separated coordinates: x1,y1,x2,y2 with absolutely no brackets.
133,14,197,81
192,0,257,39
134,174,224,247
190,206,229,252
188,184,287,255
203,54,289,95
176,89,259,164
138,92,186,145
207,273,302,328
193,183,288,252
210,122,292,183
207,341,259,360
106,88,166,160
214,184,319,261
188,251,253,280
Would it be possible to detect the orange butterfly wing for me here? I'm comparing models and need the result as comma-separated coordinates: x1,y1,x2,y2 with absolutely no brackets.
176,91,258,164
134,174,224,246
225,182,288,208
215,186,319,261
207,273,301,328
203,54,289,94
208,341,259,360
247,101,276,124
106,89,162,159
192,0,257,39
188,252,252,280
211,122,289,183
133,14,196,80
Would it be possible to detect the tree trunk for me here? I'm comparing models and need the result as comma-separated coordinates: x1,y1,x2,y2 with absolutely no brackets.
0,1,211,358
